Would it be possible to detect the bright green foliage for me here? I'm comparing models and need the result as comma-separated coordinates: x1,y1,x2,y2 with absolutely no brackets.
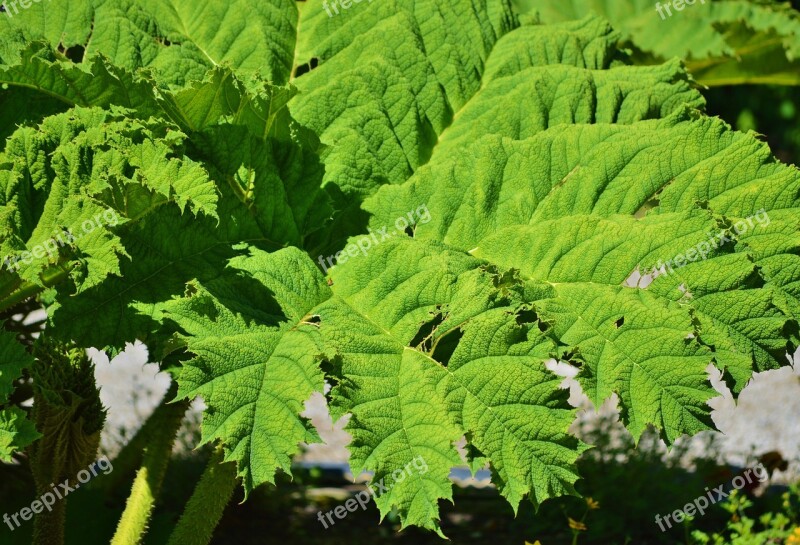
289,0,521,249
0,108,216,293
0,44,165,129
691,486,800,544
0,45,330,354
163,247,329,494
316,239,586,530
0,0,297,86
0,406,40,462
301,0,796,527
0,0,798,538
0,327,38,462
516,0,800,85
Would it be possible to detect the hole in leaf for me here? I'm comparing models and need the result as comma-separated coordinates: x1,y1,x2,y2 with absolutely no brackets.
491,268,521,295
625,266,655,288
743,267,766,289
561,349,582,366
430,328,463,367
57,44,86,63
307,315,321,325
410,309,445,351
634,197,660,218
537,320,549,333
614,316,624,328
515,308,538,325
403,225,415,237
161,346,192,368
320,356,341,388
463,434,487,463
294,57,319,78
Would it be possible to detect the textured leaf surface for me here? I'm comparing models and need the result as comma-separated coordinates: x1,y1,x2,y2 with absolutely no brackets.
289,0,520,249
0,0,297,86
363,107,799,435
295,3,794,521
315,238,585,530
0,51,330,355
0,107,216,296
0,406,41,462
163,247,329,494
0,43,165,124
1,0,799,535
0,46,300,141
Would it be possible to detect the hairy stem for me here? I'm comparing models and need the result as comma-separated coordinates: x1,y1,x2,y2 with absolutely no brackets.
0,264,73,313
32,497,66,545
0,281,44,314
110,383,189,545
29,340,106,545
97,386,184,495
0,275,23,304
166,446,238,545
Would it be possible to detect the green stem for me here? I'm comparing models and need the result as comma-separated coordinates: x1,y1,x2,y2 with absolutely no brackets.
0,275,23,302
97,387,184,495
166,446,237,545
32,496,66,545
0,281,44,313
28,339,106,545
0,264,73,313
110,384,189,545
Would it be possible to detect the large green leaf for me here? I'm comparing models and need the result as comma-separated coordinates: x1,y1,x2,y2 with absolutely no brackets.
315,239,586,531
289,0,521,250
1,0,799,536
363,108,798,425
158,6,796,531
0,59,330,354
0,107,217,299
162,247,329,494
0,406,40,462
298,0,797,485
0,0,297,86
